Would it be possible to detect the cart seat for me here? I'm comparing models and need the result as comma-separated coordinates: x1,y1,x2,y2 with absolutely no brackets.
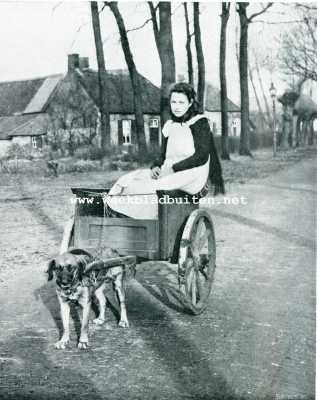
157,181,209,203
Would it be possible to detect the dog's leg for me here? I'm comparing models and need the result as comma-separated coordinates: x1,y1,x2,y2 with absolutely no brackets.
55,296,71,350
114,273,129,328
78,288,91,349
93,283,107,325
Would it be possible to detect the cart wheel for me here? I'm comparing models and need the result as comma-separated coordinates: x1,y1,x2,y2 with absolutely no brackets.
60,215,75,254
178,209,216,314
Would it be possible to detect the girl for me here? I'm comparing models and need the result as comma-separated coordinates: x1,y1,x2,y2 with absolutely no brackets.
105,82,224,219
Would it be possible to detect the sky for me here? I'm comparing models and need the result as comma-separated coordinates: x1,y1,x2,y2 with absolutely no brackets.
0,1,312,110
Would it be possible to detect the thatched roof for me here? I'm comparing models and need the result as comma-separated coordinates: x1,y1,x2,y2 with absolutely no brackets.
0,75,63,117
0,114,49,139
0,68,160,139
205,83,240,112
76,69,160,114
0,69,160,120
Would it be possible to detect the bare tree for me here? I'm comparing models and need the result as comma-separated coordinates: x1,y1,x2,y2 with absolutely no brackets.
106,2,147,156
193,2,205,112
236,2,273,156
219,2,231,160
148,2,176,125
279,10,317,82
90,1,111,151
248,62,269,129
254,56,273,128
183,2,194,86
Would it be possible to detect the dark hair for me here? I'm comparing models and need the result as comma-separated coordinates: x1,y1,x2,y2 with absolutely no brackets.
169,82,201,122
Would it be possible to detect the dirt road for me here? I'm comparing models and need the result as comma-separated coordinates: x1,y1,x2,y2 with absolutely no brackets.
0,157,315,400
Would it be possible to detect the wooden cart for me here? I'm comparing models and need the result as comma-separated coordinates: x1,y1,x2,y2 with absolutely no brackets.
62,188,216,315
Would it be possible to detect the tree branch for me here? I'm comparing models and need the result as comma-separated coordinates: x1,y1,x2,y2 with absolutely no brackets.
171,3,183,16
252,18,306,24
248,3,273,22
295,3,317,11
148,2,160,53
51,2,63,14
126,16,153,33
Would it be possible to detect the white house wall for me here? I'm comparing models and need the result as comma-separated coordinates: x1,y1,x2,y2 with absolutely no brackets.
109,114,161,146
0,136,30,158
206,111,241,137
0,140,12,157
110,114,121,145
12,136,30,146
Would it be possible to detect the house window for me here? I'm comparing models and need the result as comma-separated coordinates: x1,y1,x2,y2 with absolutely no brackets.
149,118,159,128
232,119,238,137
122,120,132,145
31,136,43,149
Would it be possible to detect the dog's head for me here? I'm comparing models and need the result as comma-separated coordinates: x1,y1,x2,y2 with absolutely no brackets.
47,248,94,291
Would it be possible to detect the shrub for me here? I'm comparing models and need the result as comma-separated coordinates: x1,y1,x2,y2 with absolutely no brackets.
61,159,100,173
89,145,105,161
74,146,90,160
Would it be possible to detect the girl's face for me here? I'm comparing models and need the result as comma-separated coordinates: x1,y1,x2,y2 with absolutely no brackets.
170,92,193,118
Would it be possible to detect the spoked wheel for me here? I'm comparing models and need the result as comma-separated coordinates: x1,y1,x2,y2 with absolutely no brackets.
178,209,216,314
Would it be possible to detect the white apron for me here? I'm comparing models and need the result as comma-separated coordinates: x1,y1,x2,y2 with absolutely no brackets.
105,115,209,219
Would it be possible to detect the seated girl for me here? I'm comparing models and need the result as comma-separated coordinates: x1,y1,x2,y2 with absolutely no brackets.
104,82,225,219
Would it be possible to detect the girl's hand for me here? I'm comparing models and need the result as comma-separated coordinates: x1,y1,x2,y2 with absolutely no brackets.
158,166,174,178
151,166,161,179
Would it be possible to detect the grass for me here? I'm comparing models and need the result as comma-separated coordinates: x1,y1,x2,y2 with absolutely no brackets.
221,146,317,184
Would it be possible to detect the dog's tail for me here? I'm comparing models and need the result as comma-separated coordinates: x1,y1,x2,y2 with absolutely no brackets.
68,248,93,258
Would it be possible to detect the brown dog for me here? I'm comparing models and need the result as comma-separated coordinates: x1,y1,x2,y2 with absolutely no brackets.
47,248,132,350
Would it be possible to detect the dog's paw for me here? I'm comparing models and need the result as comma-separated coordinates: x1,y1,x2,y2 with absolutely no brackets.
118,319,129,328
93,317,105,325
54,339,69,350
78,341,89,350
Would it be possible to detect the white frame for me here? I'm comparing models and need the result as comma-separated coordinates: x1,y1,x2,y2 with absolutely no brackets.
122,119,132,145
149,118,159,128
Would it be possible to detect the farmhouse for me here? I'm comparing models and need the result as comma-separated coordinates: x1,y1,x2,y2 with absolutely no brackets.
204,82,241,137
0,54,161,157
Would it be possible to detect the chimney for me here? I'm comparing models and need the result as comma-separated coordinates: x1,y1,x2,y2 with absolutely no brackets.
68,54,80,71
79,57,89,70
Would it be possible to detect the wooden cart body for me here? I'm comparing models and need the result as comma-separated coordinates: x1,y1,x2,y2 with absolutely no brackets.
66,187,216,314
71,188,198,263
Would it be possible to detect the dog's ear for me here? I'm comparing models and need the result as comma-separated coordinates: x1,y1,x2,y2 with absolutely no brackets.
47,259,56,281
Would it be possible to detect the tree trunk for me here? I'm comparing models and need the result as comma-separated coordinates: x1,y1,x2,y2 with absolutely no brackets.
158,3,176,125
193,2,205,112
183,3,194,86
249,65,268,129
107,2,147,156
295,116,301,147
280,104,290,150
219,3,230,160
254,58,273,129
302,119,308,146
90,1,111,151
238,4,252,156
308,119,314,145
